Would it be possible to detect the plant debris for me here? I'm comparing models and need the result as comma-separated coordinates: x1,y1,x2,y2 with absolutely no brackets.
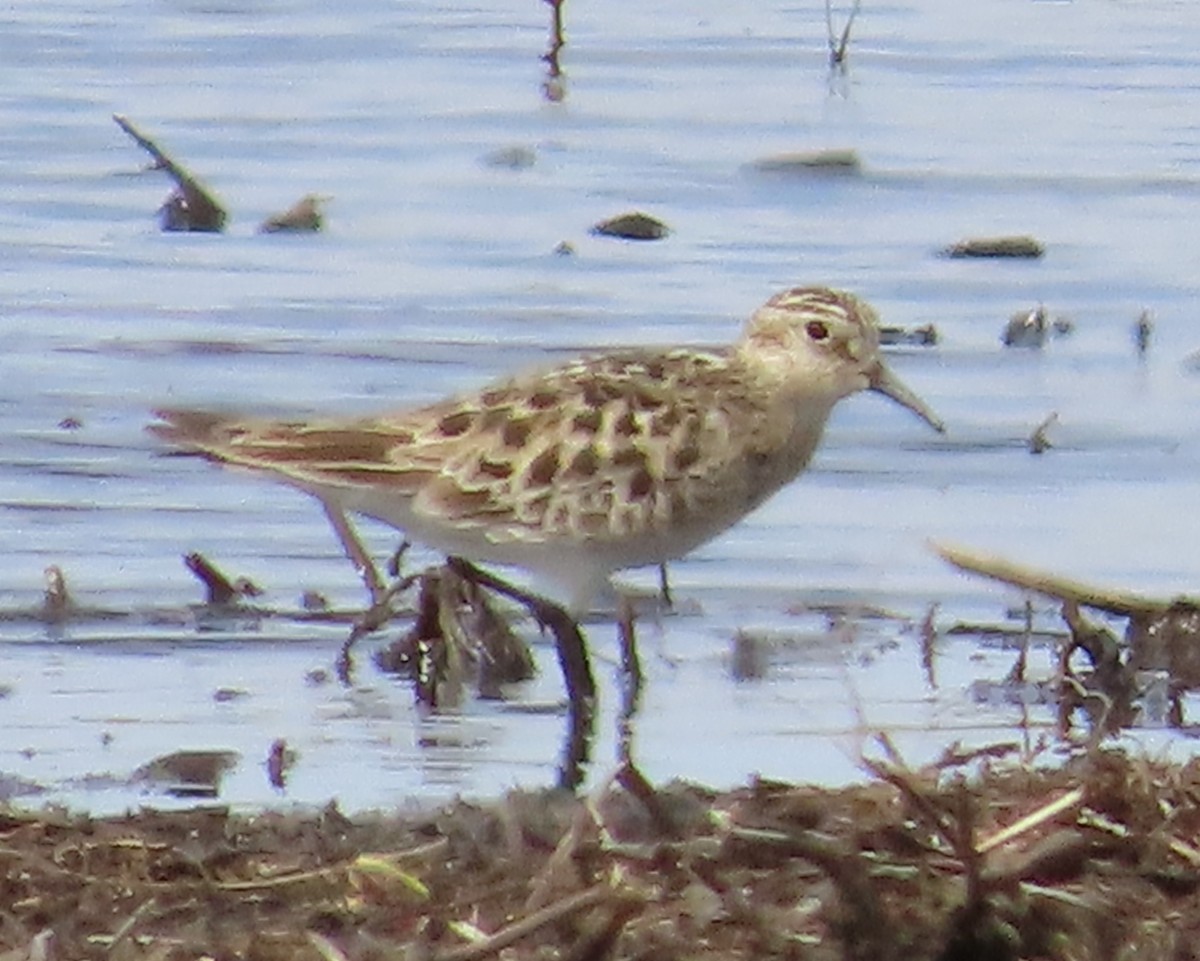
1028,412,1058,455
183,552,263,606
933,540,1200,727
751,148,862,175
3,749,1200,959
259,194,328,233
879,323,938,347
590,211,671,241
826,0,863,70
113,114,228,232
1001,305,1074,349
942,235,1045,259
130,749,241,798
1134,309,1153,357
374,563,536,705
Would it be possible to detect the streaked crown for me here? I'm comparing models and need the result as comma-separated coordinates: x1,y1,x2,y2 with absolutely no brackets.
738,286,880,381
736,286,944,432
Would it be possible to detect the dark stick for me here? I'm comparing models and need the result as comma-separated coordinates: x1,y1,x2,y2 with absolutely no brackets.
183,552,258,605
112,114,227,231
336,573,419,685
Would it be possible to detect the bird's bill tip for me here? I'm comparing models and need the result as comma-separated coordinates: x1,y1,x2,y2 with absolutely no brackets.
869,364,945,433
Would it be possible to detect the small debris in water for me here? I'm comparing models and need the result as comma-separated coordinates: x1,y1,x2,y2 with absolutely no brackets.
266,738,297,790
751,148,862,175
113,114,228,232
1002,304,1047,347
553,240,575,256
304,667,331,686
1028,412,1058,454
1001,304,1072,348
131,748,239,798
933,540,1200,727
374,563,536,707
541,0,567,103
730,629,769,681
57,416,82,430
942,235,1045,259
826,0,863,70
481,145,537,169
880,323,939,347
183,552,262,606
259,193,327,233
1134,308,1153,357
212,687,248,703
41,565,71,623
590,211,671,241
301,589,329,612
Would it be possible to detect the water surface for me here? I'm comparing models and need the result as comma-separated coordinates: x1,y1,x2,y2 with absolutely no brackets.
2,0,1199,812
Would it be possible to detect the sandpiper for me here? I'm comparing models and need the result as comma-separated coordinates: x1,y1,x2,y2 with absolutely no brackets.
151,287,944,612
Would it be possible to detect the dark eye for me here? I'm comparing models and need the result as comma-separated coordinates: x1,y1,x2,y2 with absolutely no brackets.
805,320,830,341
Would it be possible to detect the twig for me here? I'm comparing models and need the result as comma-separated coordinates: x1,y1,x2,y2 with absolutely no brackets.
826,0,863,68
107,897,157,957
976,787,1085,855
931,540,1175,618
558,895,643,961
434,885,616,961
1029,412,1058,455
615,760,678,839
183,552,260,605
112,114,227,231
336,573,418,684
919,603,938,688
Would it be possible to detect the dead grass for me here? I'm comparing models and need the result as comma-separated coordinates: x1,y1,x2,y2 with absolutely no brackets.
3,749,1200,960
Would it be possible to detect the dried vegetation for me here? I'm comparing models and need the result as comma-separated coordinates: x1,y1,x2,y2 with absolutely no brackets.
4,749,1200,960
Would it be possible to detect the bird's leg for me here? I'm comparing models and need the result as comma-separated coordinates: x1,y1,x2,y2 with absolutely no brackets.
447,557,595,789
319,500,387,606
657,562,673,609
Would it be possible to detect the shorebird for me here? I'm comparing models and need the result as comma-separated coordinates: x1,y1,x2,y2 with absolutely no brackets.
150,286,944,613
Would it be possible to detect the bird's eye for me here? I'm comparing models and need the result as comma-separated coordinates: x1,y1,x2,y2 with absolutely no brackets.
805,320,830,341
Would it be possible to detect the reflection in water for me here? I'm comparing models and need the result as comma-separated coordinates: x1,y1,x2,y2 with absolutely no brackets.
541,0,567,103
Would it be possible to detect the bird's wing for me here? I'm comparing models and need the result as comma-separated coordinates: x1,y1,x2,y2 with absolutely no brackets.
150,349,774,544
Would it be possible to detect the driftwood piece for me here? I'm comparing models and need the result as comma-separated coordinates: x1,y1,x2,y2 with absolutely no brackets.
113,114,228,232
942,235,1044,259
260,194,327,233
930,541,1176,618
183,552,262,605
880,323,939,347
590,211,670,241
752,148,862,175
1028,412,1057,454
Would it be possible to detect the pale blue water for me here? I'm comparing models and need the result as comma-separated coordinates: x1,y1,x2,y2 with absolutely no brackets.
3,0,1200,812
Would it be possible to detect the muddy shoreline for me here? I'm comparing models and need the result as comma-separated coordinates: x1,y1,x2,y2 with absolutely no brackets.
2,748,1196,960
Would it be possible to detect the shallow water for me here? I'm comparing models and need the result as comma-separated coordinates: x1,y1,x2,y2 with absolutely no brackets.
3,0,1200,812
